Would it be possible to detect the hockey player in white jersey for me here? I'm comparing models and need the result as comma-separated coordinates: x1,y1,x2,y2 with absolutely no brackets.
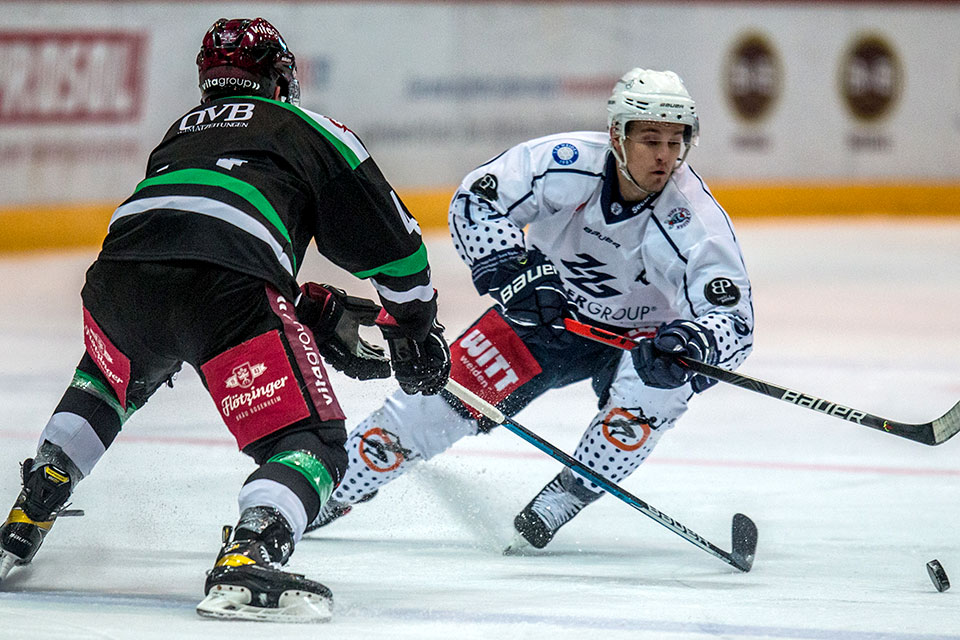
308,68,754,550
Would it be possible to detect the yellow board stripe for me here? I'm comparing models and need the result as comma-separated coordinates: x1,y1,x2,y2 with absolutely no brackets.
2,183,960,252
712,182,960,218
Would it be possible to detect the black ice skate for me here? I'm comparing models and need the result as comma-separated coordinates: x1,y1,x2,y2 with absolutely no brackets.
196,506,333,623
304,490,378,534
0,453,78,584
504,472,600,554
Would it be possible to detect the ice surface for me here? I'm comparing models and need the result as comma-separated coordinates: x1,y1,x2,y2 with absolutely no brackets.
1,219,959,639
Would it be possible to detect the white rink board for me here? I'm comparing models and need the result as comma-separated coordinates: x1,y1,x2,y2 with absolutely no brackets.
1,2,959,206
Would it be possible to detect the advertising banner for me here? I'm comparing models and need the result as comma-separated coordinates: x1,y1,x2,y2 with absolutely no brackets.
1,2,958,232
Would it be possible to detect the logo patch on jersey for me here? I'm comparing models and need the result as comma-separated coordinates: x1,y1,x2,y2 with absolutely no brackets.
178,102,256,133
216,158,248,171
267,290,345,421
358,427,414,472
601,408,655,452
583,226,621,249
561,253,621,299
469,173,499,201
449,309,542,417
82,307,131,409
552,143,579,165
666,207,692,229
604,192,656,225
704,277,741,306
225,362,266,389
201,330,311,449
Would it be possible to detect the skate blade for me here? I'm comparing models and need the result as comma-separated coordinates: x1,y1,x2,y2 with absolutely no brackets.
196,585,332,623
502,533,536,556
0,549,22,585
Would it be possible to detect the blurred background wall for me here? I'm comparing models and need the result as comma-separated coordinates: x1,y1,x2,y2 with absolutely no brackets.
1,1,959,250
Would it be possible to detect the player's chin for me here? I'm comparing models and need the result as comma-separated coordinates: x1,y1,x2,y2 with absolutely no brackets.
642,174,668,191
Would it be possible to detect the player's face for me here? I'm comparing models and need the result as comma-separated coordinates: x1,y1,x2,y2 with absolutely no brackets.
617,121,686,196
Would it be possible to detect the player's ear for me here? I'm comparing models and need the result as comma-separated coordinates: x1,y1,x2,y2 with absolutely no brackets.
609,126,622,155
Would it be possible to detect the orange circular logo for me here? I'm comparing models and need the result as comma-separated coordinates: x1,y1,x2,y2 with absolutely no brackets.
601,408,652,452
358,427,409,472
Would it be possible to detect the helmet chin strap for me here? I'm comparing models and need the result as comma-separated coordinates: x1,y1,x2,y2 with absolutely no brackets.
612,134,653,198
611,128,693,200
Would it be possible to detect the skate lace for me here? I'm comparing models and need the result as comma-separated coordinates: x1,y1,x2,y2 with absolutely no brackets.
530,480,586,532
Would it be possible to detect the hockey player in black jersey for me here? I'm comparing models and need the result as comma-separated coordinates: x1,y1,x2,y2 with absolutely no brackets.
0,17,449,622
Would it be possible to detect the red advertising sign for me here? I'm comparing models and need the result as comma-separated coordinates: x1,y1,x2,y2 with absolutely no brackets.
0,30,145,124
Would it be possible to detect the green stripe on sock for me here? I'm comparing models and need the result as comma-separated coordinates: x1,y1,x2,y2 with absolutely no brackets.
267,450,334,505
71,370,137,424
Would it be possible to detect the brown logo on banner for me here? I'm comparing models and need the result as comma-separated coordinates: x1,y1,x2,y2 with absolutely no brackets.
724,33,781,123
0,31,145,124
839,34,902,122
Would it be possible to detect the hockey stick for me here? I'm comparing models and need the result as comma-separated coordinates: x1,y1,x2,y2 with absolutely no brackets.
443,379,757,572
565,318,960,447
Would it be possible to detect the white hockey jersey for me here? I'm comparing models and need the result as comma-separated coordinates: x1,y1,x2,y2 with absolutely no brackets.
449,131,753,368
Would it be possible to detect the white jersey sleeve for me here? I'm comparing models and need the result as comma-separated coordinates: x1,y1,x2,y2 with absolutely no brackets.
448,132,608,293
641,166,753,369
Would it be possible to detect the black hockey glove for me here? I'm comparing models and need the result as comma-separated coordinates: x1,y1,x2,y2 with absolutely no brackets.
632,319,719,392
296,282,391,381
487,250,574,350
376,313,451,396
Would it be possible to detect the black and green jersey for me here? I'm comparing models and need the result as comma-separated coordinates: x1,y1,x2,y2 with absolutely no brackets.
100,96,435,338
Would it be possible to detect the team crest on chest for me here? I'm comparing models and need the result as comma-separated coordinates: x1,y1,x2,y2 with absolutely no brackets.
552,143,579,165
666,207,692,229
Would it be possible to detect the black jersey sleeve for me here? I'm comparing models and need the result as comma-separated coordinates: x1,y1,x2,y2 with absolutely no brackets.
312,157,437,342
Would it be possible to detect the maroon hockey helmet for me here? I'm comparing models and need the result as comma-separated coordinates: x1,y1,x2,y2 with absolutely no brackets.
196,18,300,105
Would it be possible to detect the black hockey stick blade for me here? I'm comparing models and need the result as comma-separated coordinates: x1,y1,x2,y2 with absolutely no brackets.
565,318,960,447
444,379,756,572
730,513,758,572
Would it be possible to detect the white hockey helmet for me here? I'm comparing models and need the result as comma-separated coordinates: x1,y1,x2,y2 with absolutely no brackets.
607,68,699,146
607,68,699,190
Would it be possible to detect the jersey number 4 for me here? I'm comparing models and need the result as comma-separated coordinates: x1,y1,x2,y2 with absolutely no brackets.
390,190,421,235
